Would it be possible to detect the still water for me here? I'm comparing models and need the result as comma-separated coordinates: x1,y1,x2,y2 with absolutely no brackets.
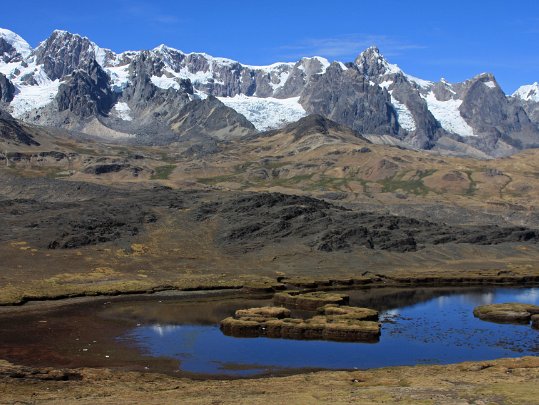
118,287,538,376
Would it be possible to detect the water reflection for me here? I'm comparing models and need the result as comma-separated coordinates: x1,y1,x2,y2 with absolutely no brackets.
123,287,539,376
150,325,184,337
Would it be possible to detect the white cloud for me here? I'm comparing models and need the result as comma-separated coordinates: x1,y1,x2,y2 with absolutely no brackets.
276,34,425,61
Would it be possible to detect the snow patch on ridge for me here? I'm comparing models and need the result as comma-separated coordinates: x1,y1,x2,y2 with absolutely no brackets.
217,95,306,131
424,92,475,137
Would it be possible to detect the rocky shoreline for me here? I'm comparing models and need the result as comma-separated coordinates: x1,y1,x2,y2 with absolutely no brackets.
2,270,538,308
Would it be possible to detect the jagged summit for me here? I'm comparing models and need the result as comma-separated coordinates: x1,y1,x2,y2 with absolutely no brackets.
354,46,401,77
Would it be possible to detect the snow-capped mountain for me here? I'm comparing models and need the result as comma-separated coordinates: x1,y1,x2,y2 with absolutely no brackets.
0,27,538,156
514,82,539,102
513,82,539,124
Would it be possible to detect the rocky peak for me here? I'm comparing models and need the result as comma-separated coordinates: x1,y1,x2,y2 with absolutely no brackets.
472,73,500,90
35,30,114,80
431,79,457,101
55,59,115,118
354,46,401,77
296,56,330,76
0,73,15,103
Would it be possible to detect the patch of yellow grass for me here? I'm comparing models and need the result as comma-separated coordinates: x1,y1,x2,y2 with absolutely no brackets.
47,267,123,285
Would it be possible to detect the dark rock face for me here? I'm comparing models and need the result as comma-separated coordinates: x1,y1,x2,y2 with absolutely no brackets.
258,114,368,144
1,195,156,250
46,204,148,249
0,109,39,146
56,60,115,118
459,74,539,150
0,73,15,103
121,51,192,128
519,99,539,124
300,63,399,135
169,95,256,139
390,74,445,148
83,163,142,176
194,192,539,253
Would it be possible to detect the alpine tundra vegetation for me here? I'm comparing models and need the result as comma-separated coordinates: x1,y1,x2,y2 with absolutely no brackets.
1,1,539,403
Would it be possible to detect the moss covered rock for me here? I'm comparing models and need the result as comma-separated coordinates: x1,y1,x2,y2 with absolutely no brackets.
273,291,349,310
220,305,380,342
473,303,539,326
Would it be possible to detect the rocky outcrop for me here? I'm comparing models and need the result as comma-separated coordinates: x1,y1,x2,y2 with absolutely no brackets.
260,114,368,142
459,74,539,151
169,96,256,140
300,63,399,136
83,163,143,177
194,192,539,253
56,60,115,118
0,73,15,103
390,74,445,148
0,109,39,146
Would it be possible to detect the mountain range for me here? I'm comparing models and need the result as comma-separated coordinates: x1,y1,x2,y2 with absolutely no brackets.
1,27,539,158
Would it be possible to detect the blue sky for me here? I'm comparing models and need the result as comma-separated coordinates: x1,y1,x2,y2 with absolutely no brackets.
2,0,538,93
